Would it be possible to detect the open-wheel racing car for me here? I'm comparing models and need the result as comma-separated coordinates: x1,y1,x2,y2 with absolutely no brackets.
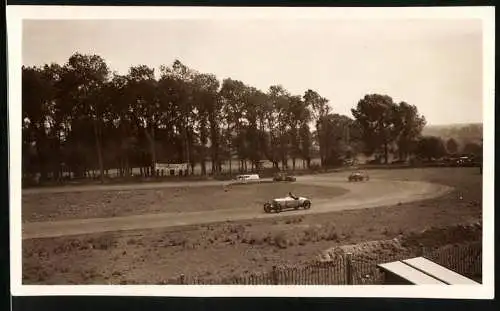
348,171,369,182
263,193,311,213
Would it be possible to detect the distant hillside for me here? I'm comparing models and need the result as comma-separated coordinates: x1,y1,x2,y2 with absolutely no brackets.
422,123,483,145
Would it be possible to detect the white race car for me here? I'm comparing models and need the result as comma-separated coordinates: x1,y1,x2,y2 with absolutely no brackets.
263,194,312,213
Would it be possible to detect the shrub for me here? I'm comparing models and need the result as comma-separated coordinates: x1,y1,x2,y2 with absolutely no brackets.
303,226,321,242
241,232,267,245
324,227,339,241
285,216,304,225
273,232,289,249
86,236,117,250
228,224,246,235
168,236,188,246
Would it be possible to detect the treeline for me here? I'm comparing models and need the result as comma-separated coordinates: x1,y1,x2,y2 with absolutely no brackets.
422,123,483,147
24,52,436,183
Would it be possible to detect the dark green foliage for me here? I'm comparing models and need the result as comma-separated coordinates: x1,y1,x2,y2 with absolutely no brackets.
351,94,426,163
463,142,482,157
446,138,459,154
415,136,447,160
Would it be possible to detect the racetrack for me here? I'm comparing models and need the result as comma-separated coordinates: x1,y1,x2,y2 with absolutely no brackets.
22,173,453,240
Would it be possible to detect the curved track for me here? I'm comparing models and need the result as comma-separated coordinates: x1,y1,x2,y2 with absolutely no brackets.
22,173,453,240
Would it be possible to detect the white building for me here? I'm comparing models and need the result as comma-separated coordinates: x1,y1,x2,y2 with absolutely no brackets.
155,163,189,176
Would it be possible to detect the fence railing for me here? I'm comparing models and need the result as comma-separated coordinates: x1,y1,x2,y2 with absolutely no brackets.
159,241,482,285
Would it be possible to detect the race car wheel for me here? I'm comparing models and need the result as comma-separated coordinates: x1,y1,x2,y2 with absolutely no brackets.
263,203,272,213
303,201,311,209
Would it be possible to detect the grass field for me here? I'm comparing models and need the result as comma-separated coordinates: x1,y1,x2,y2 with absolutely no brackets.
22,167,483,285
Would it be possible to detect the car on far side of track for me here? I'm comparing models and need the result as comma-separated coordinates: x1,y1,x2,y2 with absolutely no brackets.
263,193,311,213
232,174,261,185
348,171,370,182
273,172,297,182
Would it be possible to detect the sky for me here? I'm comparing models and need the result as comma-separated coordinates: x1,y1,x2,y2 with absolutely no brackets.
22,18,483,125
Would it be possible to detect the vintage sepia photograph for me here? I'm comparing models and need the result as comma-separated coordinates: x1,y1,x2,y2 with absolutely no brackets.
8,6,495,298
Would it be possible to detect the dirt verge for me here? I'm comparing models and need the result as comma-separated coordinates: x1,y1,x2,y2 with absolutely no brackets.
319,222,482,262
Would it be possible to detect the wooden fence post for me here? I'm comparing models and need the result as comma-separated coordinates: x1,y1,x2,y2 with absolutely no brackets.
272,265,279,285
417,243,424,257
345,253,353,285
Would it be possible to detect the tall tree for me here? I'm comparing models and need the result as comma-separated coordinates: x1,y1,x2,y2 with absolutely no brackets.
39,63,67,180
106,74,134,177
242,87,268,171
254,90,271,170
446,138,459,155
392,101,426,160
63,53,110,183
127,65,163,176
219,78,247,173
22,66,53,181
303,89,330,167
299,122,312,169
160,60,197,174
268,85,291,170
262,89,280,169
287,95,311,170
415,136,446,160
351,94,397,164
192,72,220,175
321,114,354,167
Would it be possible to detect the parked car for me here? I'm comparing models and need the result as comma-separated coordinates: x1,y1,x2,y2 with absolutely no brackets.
273,172,297,182
456,156,475,167
263,193,311,213
348,171,369,182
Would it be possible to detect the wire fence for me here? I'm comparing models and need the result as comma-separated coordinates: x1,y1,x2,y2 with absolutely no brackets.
159,241,482,285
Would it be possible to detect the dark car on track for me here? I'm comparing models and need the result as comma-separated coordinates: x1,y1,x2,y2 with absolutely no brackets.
348,171,369,182
273,172,297,182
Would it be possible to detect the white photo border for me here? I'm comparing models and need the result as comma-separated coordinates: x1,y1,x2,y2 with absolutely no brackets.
7,5,495,299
